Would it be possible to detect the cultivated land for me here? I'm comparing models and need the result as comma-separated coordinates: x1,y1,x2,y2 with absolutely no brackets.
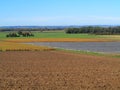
0,31,119,43
0,41,54,51
0,51,120,90
0,31,101,39
0,31,120,90
0,31,120,41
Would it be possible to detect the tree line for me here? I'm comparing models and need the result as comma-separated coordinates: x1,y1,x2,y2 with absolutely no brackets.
0,28,63,32
65,26,120,35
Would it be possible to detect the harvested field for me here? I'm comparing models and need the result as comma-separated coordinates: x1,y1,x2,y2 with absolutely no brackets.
0,41,54,51
4,38,116,43
0,51,120,90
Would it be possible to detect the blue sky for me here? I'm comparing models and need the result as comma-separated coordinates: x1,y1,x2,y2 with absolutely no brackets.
0,0,120,26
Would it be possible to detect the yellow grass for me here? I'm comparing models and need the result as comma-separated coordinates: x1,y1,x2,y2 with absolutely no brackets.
4,38,115,43
0,41,54,51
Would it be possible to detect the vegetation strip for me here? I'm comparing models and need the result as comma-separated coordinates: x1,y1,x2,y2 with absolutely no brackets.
4,38,116,43
0,41,54,51
56,48,120,58
0,31,120,42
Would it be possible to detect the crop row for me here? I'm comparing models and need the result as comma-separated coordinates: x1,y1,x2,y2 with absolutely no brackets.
0,41,55,51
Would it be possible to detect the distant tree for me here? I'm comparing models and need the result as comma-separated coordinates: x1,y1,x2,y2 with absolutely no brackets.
18,31,23,35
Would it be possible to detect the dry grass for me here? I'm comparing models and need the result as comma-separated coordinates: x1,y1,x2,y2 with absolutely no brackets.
4,38,115,43
0,41,54,51
0,51,120,90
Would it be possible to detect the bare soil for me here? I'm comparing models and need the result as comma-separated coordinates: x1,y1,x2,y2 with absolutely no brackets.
0,51,120,90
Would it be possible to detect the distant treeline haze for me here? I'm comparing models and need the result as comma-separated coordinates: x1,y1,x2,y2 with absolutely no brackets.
0,28,62,32
65,26,120,35
1,26,120,35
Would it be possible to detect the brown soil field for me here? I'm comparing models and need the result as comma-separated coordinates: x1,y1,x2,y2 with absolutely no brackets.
0,51,120,90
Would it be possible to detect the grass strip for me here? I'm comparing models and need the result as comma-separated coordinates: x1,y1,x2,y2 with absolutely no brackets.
56,48,120,58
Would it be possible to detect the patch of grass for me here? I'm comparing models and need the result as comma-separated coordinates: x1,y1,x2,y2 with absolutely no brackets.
56,48,120,58
0,32,9,39
56,48,105,56
112,55,120,58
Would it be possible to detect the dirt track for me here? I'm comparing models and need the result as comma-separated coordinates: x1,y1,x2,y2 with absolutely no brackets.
0,51,120,90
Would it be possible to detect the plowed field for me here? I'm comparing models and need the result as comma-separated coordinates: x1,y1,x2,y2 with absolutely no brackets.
0,51,120,90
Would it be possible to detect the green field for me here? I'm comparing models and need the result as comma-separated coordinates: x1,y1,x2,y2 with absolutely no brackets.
0,31,103,39
0,31,120,41
33,32,103,38
0,32,7,39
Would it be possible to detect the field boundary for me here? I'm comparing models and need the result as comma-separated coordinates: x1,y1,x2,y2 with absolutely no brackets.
56,48,120,58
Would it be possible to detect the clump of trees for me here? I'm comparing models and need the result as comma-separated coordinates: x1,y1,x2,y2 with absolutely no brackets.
6,31,34,37
65,26,120,35
18,31,34,37
6,33,20,37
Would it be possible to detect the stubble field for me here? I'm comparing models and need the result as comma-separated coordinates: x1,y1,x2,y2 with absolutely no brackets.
0,51,120,90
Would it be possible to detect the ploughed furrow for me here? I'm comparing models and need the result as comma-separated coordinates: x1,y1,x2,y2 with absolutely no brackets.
0,51,120,90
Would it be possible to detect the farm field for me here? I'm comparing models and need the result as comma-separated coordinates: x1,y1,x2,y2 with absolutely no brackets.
1,0,120,90
0,51,120,90
0,31,120,42
0,41,54,51
0,31,120,90
4,38,115,43
0,31,102,39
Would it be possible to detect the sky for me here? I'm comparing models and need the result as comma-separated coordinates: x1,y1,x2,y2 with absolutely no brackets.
0,0,120,26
